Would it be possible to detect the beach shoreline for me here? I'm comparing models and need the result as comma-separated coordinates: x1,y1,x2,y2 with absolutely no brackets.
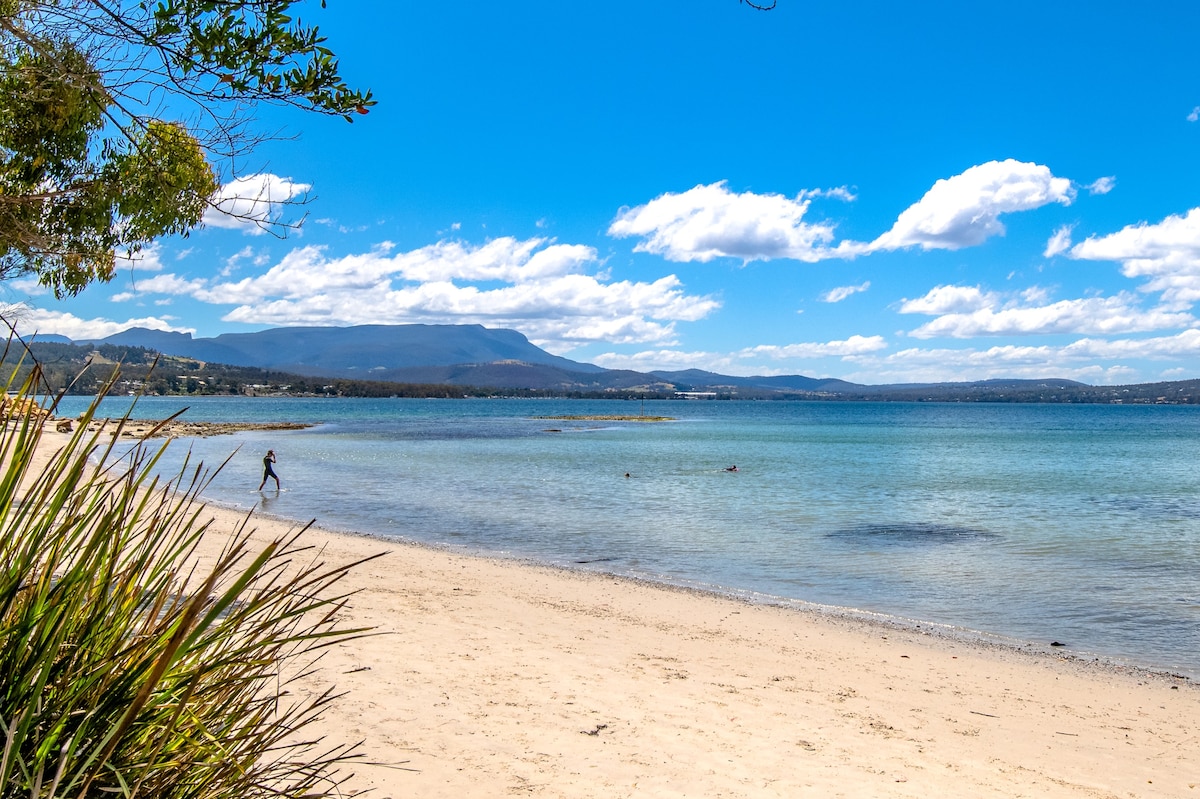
211,485,1200,686
27,428,1200,797
221,494,1200,685
197,500,1198,798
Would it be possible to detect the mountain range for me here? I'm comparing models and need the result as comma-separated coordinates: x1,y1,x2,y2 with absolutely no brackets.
34,323,1199,403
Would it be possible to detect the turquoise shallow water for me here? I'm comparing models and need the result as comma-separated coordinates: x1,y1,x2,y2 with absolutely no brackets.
57,396,1200,676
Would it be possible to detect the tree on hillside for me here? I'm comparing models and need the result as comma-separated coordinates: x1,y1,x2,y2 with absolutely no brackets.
0,0,373,298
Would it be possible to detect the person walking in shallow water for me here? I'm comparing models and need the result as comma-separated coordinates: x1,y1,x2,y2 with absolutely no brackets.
259,449,280,491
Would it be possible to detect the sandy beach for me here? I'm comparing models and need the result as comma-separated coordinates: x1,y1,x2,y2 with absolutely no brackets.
31,429,1200,798
202,502,1198,798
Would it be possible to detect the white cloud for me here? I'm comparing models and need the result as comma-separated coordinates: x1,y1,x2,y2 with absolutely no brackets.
592,335,887,376
8,276,47,296
313,218,370,235
4,308,192,340
1019,285,1052,304
799,186,858,202
902,291,1193,339
115,237,721,350
592,349,737,374
1069,207,1200,306
821,281,870,303
1189,106,1200,122
1058,328,1200,359
187,238,601,305
1087,176,1116,195
742,336,888,358
203,173,311,234
217,273,714,347
607,163,1075,266
220,245,267,277
113,273,207,301
899,285,993,315
607,181,838,263
1044,225,1073,258
614,328,1200,387
403,239,597,284
845,346,1109,384
116,242,165,272
842,329,1200,385
857,160,1075,253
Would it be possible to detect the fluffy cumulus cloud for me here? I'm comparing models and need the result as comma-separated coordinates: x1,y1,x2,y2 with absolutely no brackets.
606,163,1077,266
607,181,839,263
821,281,870,303
851,160,1075,254
125,273,209,297
1069,208,1200,306
898,284,994,315
899,284,1193,339
111,237,720,350
6,308,192,340
203,174,312,234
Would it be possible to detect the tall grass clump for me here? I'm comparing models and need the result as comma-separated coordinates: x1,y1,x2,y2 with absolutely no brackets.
0,354,376,798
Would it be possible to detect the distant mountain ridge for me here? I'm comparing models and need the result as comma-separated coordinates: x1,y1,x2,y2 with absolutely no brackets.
46,323,1200,403
72,324,880,392
82,324,605,377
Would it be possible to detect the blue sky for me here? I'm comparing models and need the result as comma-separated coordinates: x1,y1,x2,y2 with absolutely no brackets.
13,1,1200,384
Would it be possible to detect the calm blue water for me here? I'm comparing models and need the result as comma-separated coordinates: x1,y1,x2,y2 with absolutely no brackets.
55,396,1200,676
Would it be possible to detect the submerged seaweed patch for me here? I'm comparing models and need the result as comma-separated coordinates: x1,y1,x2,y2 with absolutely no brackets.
1090,495,1200,520
826,522,999,545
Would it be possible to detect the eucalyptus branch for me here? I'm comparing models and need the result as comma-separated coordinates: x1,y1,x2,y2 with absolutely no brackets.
0,0,373,295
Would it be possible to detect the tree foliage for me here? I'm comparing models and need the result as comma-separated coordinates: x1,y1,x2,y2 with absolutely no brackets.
0,0,373,297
